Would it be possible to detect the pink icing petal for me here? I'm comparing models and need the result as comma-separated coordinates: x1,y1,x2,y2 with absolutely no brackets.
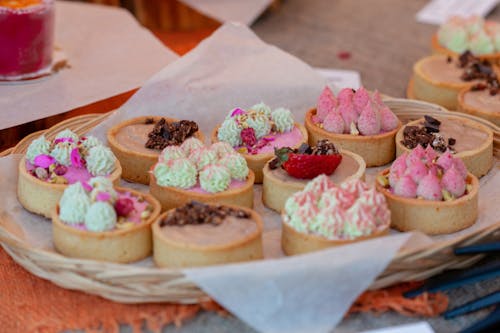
54,137,74,144
337,88,354,104
322,110,345,134
372,90,384,107
33,154,56,168
352,87,370,115
424,145,438,163
230,108,246,117
379,106,399,132
416,171,443,201
357,102,381,136
407,145,426,166
405,158,428,184
70,148,84,168
337,100,357,134
81,181,92,192
316,86,337,122
453,158,468,179
441,165,466,197
95,192,111,202
436,150,454,170
394,175,417,198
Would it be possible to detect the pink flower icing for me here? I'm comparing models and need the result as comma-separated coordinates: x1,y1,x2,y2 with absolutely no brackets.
453,158,468,179
338,95,358,133
389,153,407,187
353,87,370,113
405,158,427,184
322,110,345,134
417,171,443,201
316,86,337,123
424,145,438,163
394,175,417,198
33,154,55,168
379,105,399,132
441,165,466,197
436,150,454,170
357,102,381,135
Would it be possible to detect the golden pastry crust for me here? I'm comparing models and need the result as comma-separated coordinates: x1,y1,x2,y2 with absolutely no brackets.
262,149,366,212
304,109,401,167
17,156,122,218
211,123,308,184
152,205,263,268
395,115,494,178
457,87,500,127
375,169,479,235
107,116,205,185
149,169,255,212
281,218,389,256
52,187,161,263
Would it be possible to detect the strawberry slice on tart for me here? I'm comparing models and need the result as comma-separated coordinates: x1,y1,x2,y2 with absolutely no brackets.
262,139,366,212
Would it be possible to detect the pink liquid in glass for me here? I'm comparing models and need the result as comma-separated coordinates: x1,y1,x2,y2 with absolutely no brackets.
0,0,55,78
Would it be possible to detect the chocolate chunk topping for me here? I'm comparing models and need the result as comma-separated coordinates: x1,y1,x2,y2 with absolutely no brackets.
401,126,433,149
448,138,456,146
446,56,452,63
401,116,456,152
159,201,250,227
456,51,500,95
145,118,199,150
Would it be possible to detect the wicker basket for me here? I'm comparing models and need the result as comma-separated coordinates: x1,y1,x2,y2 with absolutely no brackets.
0,98,499,303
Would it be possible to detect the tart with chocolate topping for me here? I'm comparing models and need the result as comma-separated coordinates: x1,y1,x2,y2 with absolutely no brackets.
107,116,204,184
211,103,308,183
457,78,500,127
262,140,365,212
395,115,493,178
152,201,263,267
52,177,161,263
408,51,499,109
305,86,401,167
281,176,390,255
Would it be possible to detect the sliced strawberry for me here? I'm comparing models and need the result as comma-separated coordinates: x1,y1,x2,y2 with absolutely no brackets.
282,153,342,179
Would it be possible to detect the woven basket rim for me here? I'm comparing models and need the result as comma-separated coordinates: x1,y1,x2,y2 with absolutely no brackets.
1,98,499,303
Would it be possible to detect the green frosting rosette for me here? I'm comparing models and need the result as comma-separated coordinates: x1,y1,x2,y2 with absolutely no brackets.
218,153,249,181
217,117,242,147
470,31,494,54
188,148,218,170
50,141,77,166
55,129,79,142
250,102,272,117
246,112,271,139
210,142,235,158
89,176,118,203
271,107,295,133
80,136,102,151
310,207,345,238
199,164,231,193
84,201,117,232
180,137,204,155
59,183,91,224
25,135,50,164
154,158,197,189
160,146,185,162
86,145,117,176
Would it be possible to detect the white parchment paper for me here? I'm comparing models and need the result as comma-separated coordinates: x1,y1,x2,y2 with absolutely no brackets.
0,1,177,130
1,22,499,333
179,0,273,25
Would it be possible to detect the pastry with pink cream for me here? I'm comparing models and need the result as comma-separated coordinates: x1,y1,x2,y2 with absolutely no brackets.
17,129,122,218
281,175,390,255
211,103,308,183
305,86,401,166
0,0,55,80
376,145,479,235
52,177,161,263
149,138,254,212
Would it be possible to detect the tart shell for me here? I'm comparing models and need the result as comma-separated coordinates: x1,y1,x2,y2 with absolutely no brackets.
107,116,205,185
149,169,255,212
304,109,401,167
52,187,161,263
211,123,308,184
262,149,366,212
395,115,494,178
17,157,122,219
375,169,479,235
152,205,263,268
281,218,389,256
457,87,500,127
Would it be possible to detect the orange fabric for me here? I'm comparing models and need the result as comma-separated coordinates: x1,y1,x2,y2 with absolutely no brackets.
348,281,449,317
0,247,226,333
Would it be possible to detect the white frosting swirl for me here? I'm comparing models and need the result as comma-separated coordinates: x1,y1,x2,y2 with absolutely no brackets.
199,164,231,193
271,107,295,133
86,145,117,176
84,202,117,232
25,135,51,164
217,117,242,147
50,141,77,166
55,129,79,142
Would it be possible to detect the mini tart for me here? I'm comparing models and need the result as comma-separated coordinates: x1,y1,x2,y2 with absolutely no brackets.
152,205,263,268
457,87,500,127
211,123,308,183
17,157,122,219
262,150,366,212
410,55,481,110
107,116,205,185
281,216,389,256
375,169,479,235
52,187,161,263
305,109,401,167
431,34,500,64
395,115,494,178
149,169,255,212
